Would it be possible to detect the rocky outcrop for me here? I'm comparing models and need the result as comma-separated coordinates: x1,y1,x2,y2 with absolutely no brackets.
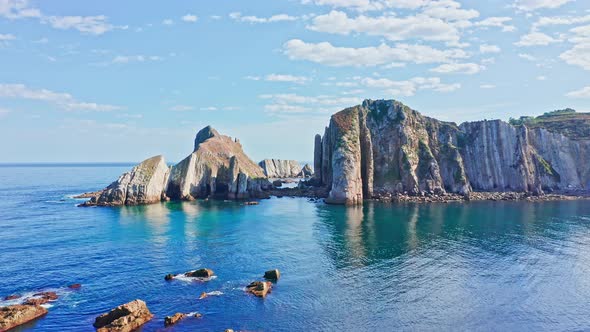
0,305,47,331
93,299,153,332
84,155,170,206
315,99,590,205
259,159,303,178
245,281,272,297
300,164,313,177
83,126,271,206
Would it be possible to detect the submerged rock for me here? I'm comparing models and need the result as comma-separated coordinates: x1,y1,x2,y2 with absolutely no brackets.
93,299,153,332
67,284,82,290
246,281,272,297
185,268,214,278
3,295,21,301
164,274,176,281
244,201,259,205
263,269,281,281
0,305,48,331
23,292,58,306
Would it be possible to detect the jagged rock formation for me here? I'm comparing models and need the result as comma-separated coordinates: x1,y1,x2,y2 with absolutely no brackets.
314,99,590,205
93,299,153,332
84,126,271,206
300,164,313,177
259,159,303,178
86,155,170,206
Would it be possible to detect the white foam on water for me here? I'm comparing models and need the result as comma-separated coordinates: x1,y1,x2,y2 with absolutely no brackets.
206,291,223,296
173,272,217,283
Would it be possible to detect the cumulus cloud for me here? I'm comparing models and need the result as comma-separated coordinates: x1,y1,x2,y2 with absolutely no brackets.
0,83,122,111
560,43,590,70
112,55,163,64
474,17,516,32
246,74,311,84
182,14,198,22
0,33,15,41
307,10,461,42
0,0,115,35
566,86,590,98
479,44,501,53
260,93,362,115
229,12,298,23
480,84,496,89
283,39,468,67
430,63,484,74
513,0,573,11
515,31,561,46
301,0,429,11
360,77,461,96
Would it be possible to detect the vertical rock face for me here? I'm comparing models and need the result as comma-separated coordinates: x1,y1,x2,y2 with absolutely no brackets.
314,99,590,204
258,159,303,178
313,134,322,180
85,126,270,206
86,155,170,206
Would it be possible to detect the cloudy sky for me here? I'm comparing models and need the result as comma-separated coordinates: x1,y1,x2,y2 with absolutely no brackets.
1,0,589,162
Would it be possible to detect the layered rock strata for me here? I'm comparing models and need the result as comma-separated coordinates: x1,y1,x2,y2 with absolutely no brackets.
259,159,303,178
314,99,590,205
83,126,271,206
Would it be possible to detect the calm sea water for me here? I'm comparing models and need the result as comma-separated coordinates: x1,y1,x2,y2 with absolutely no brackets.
1,165,590,331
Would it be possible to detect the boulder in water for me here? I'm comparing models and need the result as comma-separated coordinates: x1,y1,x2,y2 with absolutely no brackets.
264,269,281,281
93,299,153,332
246,281,272,297
0,305,48,331
185,268,214,278
3,294,21,301
164,313,187,327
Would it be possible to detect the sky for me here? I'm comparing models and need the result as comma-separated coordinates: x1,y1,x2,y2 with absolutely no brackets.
0,0,589,163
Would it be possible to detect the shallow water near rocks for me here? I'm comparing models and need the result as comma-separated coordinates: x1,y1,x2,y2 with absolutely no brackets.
1,165,590,331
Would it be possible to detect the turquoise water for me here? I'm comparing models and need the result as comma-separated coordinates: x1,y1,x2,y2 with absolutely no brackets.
1,165,590,331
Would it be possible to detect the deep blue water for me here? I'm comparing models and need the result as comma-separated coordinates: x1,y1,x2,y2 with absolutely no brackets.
1,165,590,331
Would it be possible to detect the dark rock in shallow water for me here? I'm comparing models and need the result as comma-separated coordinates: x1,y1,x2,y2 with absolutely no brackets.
264,269,280,280
23,292,58,305
272,180,283,188
164,313,187,327
246,281,272,297
93,299,153,332
0,305,48,331
244,201,259,205
68,283,82,289
164,274,176,281
3,294,21,301
185,268,214,278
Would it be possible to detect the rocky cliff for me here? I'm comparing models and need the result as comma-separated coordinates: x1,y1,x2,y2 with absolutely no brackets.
84,126,271,206
259,159,303,178
314,99,590,205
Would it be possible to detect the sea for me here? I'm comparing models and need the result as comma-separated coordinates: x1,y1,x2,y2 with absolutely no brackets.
1,164,590,331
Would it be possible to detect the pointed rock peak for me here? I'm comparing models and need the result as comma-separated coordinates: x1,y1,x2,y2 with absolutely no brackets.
194,126,220,151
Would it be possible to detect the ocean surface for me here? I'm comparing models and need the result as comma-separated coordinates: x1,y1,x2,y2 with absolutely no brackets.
1,165,590,331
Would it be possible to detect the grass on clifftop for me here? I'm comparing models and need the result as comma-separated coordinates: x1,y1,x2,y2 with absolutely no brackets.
509,109,590,140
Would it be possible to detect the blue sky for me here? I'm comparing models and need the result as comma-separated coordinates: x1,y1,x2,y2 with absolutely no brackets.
1,0,589,162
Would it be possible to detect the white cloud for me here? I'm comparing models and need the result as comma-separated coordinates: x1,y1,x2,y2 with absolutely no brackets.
474,17,515,32
533,15,590,29
421,0,479,21
0,33,15,40
229,12,298,23
480,84,496,89
0,0,41,19
536,75,547,80
515,31,561,46
430,62,484,74
566,86,590,98
479,44,501,53
560,43,590,70
307,10,460,42
44,15,114,35
112,55,162,64
162,19,174,25
200,106,218,111
246,74,311,84
265,104,311,113
360,77,460,96
301,0,431,12
182,14,198,22
169,105,194,111
518,53,537,61
283,39,468,67
0,83,121,111
514,0,573,11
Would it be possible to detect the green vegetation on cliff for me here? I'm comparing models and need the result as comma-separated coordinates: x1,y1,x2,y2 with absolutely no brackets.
509,109,590,140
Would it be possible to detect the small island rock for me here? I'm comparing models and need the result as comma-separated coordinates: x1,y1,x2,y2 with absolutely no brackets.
246,281,272,297
164,313,186,327
0,305,48,331
185,268,214,278
93,299,153,332
264,269,281,280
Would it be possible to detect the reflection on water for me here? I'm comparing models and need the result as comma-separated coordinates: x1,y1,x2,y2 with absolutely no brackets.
2,163,590,332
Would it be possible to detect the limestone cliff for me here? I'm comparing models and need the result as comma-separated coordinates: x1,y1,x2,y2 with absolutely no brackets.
259,159,303,178
315,99,590,205
84,126,270,206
